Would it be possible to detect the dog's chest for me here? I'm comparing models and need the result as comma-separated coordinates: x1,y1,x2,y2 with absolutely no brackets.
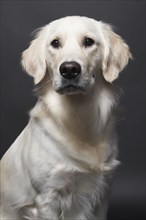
32,168,106,219
27,127,109,218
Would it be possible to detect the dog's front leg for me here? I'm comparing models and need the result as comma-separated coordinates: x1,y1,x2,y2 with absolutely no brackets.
35,192,61,220
0,204,23,220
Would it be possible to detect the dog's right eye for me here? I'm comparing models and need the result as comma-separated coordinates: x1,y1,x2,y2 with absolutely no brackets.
84,37,95,47
51,39,60,48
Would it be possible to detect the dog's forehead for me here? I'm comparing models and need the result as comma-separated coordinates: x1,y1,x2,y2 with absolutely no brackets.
47,16,101,36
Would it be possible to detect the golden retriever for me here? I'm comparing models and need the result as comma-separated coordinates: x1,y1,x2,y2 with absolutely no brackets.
0,16,131,220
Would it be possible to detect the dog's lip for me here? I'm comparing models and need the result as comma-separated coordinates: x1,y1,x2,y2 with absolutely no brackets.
56,84,85,94
64,85,79,89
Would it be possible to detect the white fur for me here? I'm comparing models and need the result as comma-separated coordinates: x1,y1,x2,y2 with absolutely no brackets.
0,16,131,220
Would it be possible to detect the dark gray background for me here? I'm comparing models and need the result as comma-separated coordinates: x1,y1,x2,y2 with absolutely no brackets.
0,1,145,219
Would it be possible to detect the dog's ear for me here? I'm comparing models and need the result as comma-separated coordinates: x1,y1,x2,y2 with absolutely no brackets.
21,28,47,84
101,22,132,82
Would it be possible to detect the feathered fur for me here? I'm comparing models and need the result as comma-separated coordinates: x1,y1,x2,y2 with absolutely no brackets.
0,16,131,220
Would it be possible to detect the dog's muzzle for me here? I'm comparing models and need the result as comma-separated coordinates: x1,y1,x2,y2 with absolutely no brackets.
56,61,84,95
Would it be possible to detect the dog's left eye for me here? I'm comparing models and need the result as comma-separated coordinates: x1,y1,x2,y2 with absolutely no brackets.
51,39,60,48
84,37,95,47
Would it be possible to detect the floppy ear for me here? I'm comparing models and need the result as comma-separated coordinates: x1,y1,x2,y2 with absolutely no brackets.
21,29,47,84
101,23,132,82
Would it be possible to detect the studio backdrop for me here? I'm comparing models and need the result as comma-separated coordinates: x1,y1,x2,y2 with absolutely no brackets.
0,1,145,220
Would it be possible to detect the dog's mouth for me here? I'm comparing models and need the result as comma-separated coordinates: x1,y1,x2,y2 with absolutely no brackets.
56,84,86,95
54,75,94,95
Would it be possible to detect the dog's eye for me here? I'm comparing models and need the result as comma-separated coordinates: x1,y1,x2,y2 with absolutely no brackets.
84,37,95,47
51,39,60,48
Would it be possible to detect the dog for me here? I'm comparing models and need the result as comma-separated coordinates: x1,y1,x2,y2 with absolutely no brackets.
0,16,131,220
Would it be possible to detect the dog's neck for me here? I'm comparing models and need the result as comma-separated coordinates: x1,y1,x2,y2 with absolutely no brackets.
31,85,116,145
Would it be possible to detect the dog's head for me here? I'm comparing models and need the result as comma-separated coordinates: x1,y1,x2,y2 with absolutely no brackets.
22,16,132,95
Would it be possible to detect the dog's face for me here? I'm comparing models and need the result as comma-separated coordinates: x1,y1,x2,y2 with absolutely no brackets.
22,16,131,95
45,17,104,95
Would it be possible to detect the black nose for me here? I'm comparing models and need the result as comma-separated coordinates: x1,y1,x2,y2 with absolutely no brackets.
60,61,81,80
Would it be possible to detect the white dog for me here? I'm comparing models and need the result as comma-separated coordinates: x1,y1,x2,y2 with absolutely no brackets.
0,16,131,220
